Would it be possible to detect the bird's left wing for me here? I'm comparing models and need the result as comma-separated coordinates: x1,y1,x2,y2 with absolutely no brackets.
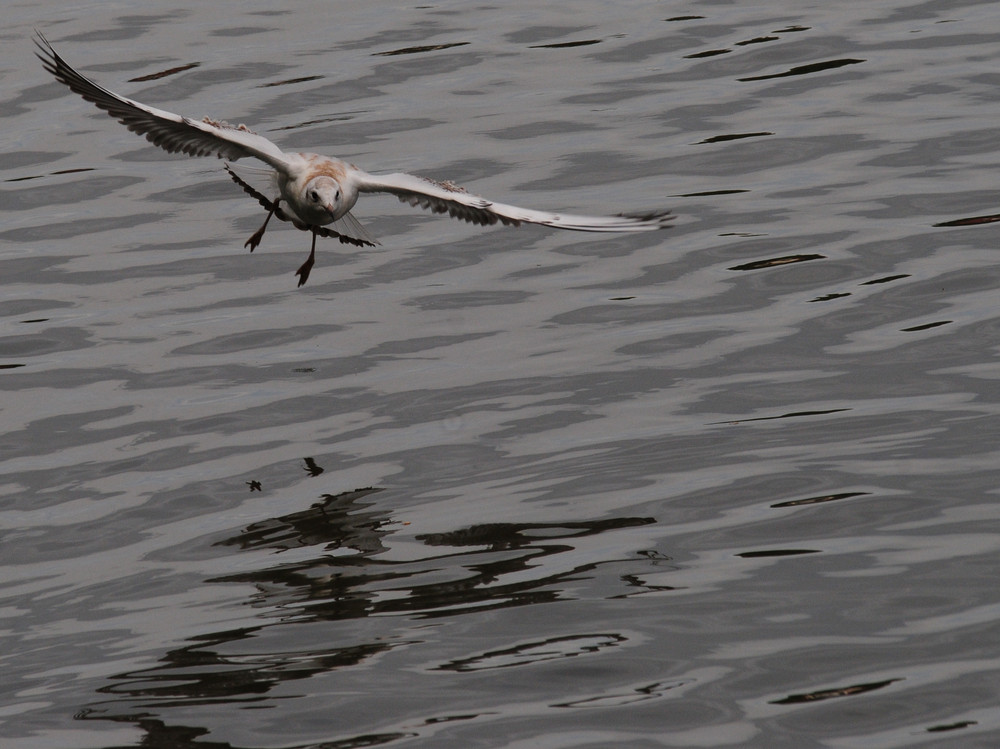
34,31,291,172
351,169,673,232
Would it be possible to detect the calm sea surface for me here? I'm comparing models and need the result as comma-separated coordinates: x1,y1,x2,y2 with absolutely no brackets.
3,2,1000,747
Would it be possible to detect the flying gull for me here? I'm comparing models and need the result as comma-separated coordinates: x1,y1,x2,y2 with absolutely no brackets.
35,31,672,286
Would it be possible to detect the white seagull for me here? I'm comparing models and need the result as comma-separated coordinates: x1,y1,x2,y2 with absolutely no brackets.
35,31,672,286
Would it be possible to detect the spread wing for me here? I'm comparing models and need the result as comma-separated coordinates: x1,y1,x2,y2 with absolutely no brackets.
352,170,673,232
34,31,292,172
225,164,378,247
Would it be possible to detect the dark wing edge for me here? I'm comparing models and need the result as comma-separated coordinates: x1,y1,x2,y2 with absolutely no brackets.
33,30,286,165
355,170,673,232
392,189,522,227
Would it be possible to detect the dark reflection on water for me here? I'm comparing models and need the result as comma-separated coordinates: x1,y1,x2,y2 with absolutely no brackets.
6,1,1000,747
437,633,628,672
212,487,655,621
934,212,1000,226
215,487,388,554
770,678,903,705
74,488,656,745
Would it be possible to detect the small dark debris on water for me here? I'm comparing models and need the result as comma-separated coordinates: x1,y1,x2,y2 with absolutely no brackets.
303,457,324,477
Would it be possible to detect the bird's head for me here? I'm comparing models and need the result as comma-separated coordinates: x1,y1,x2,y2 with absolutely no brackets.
303,176,343,220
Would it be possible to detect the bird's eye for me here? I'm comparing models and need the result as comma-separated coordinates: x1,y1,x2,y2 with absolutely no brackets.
309,190,319,202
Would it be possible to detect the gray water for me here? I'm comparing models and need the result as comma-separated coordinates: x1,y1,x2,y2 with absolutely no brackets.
3,2,1000,747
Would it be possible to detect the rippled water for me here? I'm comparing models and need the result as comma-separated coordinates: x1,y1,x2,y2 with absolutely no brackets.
4,2,1000,747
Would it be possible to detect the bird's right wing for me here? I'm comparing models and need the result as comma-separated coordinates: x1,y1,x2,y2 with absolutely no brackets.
34,31,291,172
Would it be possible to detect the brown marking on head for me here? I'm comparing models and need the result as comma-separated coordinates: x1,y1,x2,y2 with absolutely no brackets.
311,163,348,181
301,153,349,182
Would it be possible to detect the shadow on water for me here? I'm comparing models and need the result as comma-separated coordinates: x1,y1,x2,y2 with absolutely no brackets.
74,486,655,745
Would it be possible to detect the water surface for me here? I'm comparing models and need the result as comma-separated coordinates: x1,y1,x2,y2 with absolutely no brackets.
3,2,1000,747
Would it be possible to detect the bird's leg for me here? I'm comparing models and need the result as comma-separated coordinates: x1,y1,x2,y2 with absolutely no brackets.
244,198,281,253
295,229,318,287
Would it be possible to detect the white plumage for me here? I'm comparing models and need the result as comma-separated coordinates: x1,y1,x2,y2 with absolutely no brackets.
35,31,672,285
